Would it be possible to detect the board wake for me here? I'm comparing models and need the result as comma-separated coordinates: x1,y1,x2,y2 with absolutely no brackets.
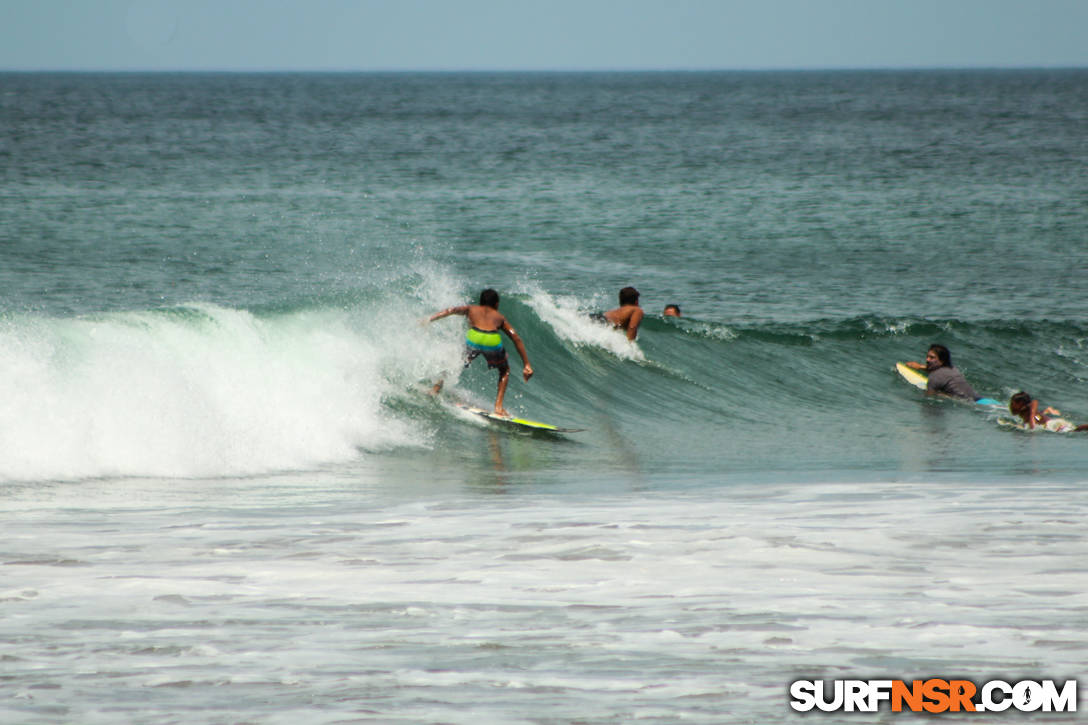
998,416,1085,434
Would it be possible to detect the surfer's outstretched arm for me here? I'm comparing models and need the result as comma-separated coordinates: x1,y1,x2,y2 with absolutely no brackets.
429,305,469,323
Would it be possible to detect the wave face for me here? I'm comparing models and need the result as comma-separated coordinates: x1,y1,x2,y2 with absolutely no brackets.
4,281,1086,482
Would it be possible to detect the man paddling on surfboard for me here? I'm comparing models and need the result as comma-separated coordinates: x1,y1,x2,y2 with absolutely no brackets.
904,344,981,402
428,289,533,418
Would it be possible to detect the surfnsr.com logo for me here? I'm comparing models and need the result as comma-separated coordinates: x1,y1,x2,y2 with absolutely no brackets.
789,679,1077,713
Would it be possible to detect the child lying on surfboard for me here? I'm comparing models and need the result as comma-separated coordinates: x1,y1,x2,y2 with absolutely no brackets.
1008,391,1088,433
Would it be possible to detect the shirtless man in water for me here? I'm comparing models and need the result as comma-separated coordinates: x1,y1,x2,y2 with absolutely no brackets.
601,286,644,341
428,288,533,417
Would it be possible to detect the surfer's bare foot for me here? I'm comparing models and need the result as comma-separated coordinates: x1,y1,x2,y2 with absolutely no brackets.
494,408,510,418
430,381,443,396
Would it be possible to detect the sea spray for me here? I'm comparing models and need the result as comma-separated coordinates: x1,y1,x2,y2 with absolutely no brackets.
0,303,428,481
524,289,646,361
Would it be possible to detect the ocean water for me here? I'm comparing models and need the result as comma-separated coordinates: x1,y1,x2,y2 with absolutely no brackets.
1,70,1087,723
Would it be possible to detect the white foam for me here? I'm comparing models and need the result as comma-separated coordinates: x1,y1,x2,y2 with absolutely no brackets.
4,480,1088,721
0,303,429,481
523,289,645,361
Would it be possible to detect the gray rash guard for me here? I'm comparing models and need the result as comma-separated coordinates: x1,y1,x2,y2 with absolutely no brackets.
927,365,977,401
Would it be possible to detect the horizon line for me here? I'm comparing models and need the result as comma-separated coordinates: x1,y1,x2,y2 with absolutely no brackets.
3,64,1086,74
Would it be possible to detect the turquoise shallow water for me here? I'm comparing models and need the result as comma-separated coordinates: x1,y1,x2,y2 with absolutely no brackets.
1,71,1087,722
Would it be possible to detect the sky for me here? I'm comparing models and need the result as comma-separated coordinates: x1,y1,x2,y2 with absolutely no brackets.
1,0,1087,72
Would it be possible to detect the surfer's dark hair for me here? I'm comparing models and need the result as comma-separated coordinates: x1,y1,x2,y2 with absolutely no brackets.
1010,391,1032,413
619,287,639,306
479,289,500,308
665,304,681,314
929,344,951,367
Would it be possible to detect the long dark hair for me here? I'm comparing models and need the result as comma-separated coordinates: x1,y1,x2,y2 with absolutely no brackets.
929,344,951,368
